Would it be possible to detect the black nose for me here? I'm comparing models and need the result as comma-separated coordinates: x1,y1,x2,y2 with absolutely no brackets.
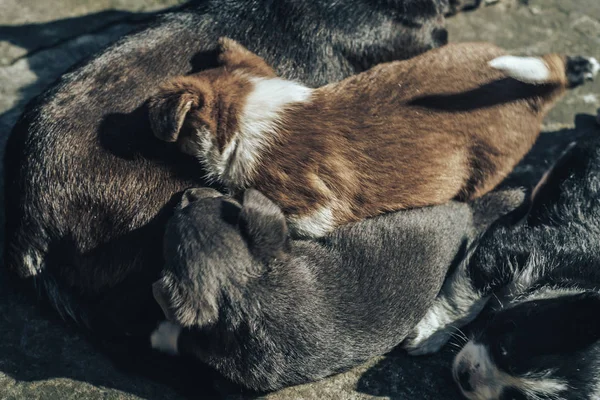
458,369,473,392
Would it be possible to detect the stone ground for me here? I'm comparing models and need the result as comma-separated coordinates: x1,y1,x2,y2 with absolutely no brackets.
0,0,599,399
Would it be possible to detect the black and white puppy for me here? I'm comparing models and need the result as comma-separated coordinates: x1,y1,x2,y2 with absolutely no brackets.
4,0,455,336
405,130,600,400
149,187,522,391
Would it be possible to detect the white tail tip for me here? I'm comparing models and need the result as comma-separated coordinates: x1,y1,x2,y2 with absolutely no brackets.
151,321,182,355
489,56,550,84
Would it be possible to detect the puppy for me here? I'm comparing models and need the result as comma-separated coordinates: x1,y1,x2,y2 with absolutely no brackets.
4,0,452,335
149,38,599,238
149,187,523,391
404,131,600,399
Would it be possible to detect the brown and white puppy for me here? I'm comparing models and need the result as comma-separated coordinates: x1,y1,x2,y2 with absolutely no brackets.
149,38,599,238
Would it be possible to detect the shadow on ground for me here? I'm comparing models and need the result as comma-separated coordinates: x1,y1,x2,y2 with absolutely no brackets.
0,11,153,57
0,2,198,138
357,346,463,400
501,113,600,189
1,266,233,399
0,13,144,146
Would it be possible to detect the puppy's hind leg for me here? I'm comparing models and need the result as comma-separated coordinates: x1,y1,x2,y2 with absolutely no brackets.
402,248,489,356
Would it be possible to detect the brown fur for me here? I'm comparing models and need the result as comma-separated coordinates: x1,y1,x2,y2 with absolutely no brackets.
149,38,578,237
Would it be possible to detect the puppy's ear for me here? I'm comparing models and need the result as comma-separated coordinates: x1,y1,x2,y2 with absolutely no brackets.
527,141,579,224
153,274,220,328
152,280,177,321
470,188,526,231
179,187,223,209
239,189,288,262
217,37,277,77
148,82,205,142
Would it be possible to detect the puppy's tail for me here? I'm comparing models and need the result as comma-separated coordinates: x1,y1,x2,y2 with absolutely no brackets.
489,54,599,87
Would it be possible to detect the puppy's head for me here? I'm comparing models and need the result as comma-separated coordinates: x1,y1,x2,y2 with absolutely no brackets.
147,38,276,170
153,188,289,328
453,292,600,400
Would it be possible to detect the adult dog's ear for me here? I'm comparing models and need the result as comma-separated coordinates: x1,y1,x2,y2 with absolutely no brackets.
217,37,277,77
239,189,288,263
563,292,600,345
147,82,207,142
522,292,600,355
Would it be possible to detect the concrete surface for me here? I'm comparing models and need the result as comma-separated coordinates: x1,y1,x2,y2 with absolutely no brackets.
0,0,598,399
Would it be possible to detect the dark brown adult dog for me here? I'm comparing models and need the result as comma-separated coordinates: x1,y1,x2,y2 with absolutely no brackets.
4,0,455,336
149,39,599,237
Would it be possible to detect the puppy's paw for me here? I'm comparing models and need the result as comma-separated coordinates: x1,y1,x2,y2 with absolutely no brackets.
566,56,600,87
150,321,182,356
217,37,257,65
403,315,453,356
218,37,244,54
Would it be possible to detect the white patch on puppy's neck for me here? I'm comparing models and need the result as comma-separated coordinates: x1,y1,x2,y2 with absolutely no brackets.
288,205,336,238
214,76,313,189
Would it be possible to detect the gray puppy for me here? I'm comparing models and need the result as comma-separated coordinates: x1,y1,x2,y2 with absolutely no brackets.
150,187,523,391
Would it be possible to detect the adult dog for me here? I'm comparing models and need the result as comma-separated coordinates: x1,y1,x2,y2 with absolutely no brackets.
4,0,458,337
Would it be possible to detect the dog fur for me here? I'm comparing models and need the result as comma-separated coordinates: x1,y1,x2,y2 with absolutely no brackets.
149,39,598,238
4,0,453,335
149,187,523,391
405,129,600,399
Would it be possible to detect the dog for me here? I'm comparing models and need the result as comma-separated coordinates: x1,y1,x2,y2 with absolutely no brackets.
148,38,599,238
4,0,454,335
403,129,600,399
148,187,523,391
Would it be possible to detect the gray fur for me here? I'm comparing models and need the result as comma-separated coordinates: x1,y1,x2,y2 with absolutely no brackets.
152,188,524,391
